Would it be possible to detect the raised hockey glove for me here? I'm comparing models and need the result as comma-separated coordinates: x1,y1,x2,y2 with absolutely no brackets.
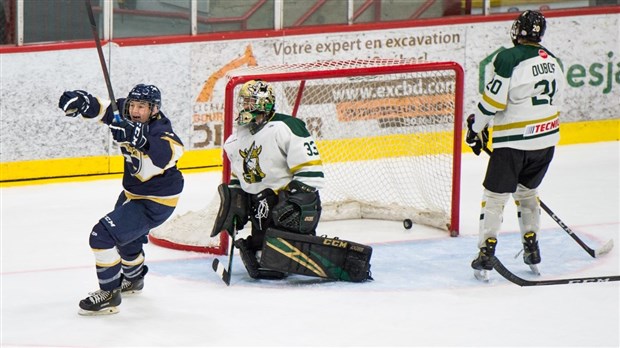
466,114,489,156
272,180,321,235
110,118,149,150
58,90,97,118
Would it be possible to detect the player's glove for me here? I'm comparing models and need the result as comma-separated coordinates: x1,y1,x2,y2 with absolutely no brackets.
272,180,321,234
110,118,149,150
58,90,96,118
210,184,249,237
466,114,489,156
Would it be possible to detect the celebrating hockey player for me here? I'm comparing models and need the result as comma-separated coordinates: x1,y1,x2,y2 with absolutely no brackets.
466,10,564,280
58,84,184,315
211,79,372,282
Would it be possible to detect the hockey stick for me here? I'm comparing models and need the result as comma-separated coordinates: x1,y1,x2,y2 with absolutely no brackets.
482,146,614,258
492,256,620,286
85,0,121,122
212,228,236,286
539,200,613,258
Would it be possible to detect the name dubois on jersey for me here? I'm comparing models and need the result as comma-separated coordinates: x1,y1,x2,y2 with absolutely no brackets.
524,117,559,137
532,62,555,76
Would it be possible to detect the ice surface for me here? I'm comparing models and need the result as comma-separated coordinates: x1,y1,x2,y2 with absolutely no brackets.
1,142,618,347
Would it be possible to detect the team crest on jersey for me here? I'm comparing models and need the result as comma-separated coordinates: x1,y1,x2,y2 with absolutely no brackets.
120,144,143,176
240,141,266,183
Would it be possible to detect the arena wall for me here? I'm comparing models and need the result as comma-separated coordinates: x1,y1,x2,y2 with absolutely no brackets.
1,11,618,183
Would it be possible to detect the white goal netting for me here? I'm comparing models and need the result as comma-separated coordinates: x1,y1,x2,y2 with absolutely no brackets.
150,59,464,254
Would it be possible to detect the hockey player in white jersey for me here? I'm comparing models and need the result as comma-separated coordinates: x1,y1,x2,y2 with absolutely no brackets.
210,80,373,282
467,10,564,280
211,80,324,279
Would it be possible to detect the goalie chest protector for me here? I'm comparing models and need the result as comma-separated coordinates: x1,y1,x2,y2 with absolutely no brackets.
260,228,372,282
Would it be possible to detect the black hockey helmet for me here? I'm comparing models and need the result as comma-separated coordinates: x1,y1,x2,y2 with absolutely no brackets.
123,84,162,119
510,10,546,46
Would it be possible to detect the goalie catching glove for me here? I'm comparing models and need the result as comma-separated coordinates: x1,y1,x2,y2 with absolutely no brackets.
466,114,489,156
210,183,249,237
272,180,321,235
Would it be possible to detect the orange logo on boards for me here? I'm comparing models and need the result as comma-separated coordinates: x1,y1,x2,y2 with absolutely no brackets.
192,45,257,148
195,45,257,104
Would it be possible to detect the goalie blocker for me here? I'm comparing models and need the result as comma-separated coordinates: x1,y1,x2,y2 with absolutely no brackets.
260,228,373,282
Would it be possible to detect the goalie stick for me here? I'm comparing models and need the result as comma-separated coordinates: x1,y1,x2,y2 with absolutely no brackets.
482,146,614,258
212,227,236,286
85,0,121,122
492,256,620,286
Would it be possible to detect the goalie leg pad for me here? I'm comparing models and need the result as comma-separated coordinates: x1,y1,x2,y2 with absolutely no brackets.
234,237,287,280
260,228,373,282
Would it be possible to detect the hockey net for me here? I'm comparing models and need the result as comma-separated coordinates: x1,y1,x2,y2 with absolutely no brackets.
150,59,464,255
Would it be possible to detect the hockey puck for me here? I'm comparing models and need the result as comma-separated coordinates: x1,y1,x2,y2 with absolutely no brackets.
403,219,413,230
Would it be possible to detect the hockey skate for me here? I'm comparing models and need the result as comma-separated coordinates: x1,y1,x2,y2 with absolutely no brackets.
121,266,148,295
522,232,541,275
78,288,121,316
121,277,144,295
471,237,497,282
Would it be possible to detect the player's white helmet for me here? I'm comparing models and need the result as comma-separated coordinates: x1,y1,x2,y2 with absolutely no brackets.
236,80,275,126
510,10,546,46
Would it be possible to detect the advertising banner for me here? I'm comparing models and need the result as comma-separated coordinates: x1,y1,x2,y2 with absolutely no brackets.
0,13,617,176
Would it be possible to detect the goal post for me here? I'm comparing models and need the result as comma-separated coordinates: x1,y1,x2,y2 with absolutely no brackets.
224,59,464,233
149,59,464,255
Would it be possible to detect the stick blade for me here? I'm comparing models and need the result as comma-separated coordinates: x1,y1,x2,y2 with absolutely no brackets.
212,258,231,286
212,258,220,272
595,239,614,257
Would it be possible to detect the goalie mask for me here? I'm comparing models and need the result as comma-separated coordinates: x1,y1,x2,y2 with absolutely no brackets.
236,80,275,127
511,10,546,46
123,84,162,122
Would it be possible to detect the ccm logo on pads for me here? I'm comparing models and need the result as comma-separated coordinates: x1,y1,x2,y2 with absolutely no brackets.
524,118,559,137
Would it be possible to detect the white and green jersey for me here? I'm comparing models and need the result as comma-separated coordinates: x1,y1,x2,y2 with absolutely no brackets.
473,43,564,150
224,113,324,194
